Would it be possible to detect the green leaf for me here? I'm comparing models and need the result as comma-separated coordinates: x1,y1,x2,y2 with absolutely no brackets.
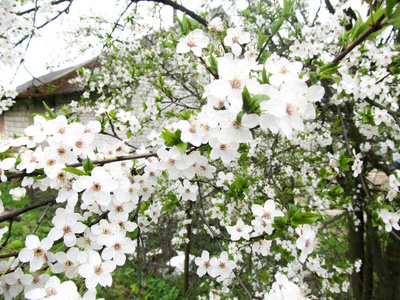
167,191,178,202
273,216,288,229
161,200,177,213
331,184,344,196
82,157,94,174
43,101,57,119
160,128,183,147
388,6,400,28
140,201,150,214
251,94,270,108
208,54,218,74
241,86,251,112
309,72,319,85
288,204,298,219
262,66,269,84
257,32,269,51
293,212,320,225
236,110,246,124
386,0,397,17
198,144,212,152
319,167,327,178
176,109,192,120
126,129,132,139
62,167,86,176
176,142,189,152
259,269,270,284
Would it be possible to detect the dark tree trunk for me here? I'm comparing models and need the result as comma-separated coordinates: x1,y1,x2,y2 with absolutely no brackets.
348,210,365,300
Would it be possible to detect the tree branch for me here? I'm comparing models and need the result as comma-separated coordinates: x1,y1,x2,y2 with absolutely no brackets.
332,14,386,63
0,198,55,223
133,0,208,27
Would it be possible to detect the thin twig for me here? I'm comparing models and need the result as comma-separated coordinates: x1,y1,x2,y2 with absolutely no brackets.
33,203,53,235
1,220,14,247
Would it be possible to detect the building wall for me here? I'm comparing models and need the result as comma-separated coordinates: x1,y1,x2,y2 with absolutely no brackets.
2,87,157,150
3,98,44,137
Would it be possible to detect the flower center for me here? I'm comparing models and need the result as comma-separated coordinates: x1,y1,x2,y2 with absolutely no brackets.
94,266,103,275
34,247,44,257
63,226,71,233
92,183,101,191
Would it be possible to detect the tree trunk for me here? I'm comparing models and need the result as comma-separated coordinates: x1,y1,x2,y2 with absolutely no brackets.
348,210,364,300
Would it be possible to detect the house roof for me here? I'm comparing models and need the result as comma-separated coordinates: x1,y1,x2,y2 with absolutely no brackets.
16,57,98,99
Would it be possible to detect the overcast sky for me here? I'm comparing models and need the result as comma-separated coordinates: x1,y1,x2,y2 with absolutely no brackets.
2,0,366,90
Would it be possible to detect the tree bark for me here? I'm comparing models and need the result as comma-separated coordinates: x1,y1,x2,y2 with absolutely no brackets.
348,210,364,300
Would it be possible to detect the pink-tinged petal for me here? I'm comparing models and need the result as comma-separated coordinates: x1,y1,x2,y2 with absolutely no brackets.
72,222,86,234
307,85,325,102
209,80,231,99
114,251,126,266
231,43,242,56
79,264,94,278
85,275,99,289
19,248,34,262
64,233,77,247
252,204,263,216
88,251,102,265
30,257,44,271
290,115,305,131
201,250,209,261
101,247,114,261
220,251,228,262
102,261,116,273
98,272,113,287
25,235,40,248
191,46,202,57
197,266,207,277
48,228,63,241
176,42,190,54
41,238,54,250
25,287,46,299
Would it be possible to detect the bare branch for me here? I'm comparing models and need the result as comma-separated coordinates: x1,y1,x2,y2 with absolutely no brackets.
133,0,208,27
0,198,55,223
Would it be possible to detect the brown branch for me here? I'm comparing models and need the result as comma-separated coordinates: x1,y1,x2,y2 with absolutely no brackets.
332,14,386,63
198,56,219,79
6,151,158,180
0,252,19,259
0,198,55,223
15,0,72,16
256,34,274,62
15,1,75,47
67,152,158,168
133,0,208,27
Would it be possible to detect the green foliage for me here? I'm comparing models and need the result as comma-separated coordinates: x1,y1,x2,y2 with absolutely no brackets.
237,86,269,123
160,128,188,152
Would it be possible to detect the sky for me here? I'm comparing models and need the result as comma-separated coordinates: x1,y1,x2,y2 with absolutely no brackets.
1,0,367,90
2,0,206,89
